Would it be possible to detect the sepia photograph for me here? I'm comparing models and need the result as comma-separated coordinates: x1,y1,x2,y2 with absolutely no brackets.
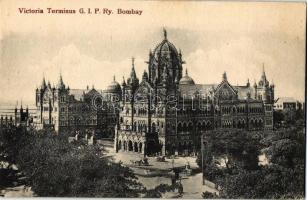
0,0,306,198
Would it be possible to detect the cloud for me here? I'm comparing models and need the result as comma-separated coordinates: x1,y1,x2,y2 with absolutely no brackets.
186,37,272,85
185,36,305,101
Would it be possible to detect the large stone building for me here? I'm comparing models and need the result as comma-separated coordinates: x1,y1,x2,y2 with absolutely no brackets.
35,29,275,155
114,29,275,156
35,75,121,138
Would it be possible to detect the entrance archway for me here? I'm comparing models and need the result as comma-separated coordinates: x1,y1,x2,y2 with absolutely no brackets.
139,143,143,153
118,140,122,150
128,140,133,151
123,141,127,151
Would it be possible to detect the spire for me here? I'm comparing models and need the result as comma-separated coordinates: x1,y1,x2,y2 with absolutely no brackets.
132,56,135,67
40,76,47,89
222,71,227,81
57,72,65,89
247,78,250,87
163,28,167,40
130,57,137,79
142,70,149,82
122,76,126,86
259,63,269,87
185,68,188,76
262,63,267,79
127,57,139,87
113,75,116,82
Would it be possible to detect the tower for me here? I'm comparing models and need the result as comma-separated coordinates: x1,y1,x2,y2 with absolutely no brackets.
54,73,69,133
148,29,183,87
256,64,274,104
255,64,274,130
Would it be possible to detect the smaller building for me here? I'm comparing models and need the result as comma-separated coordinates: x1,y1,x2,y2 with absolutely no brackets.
274,97,299,111
0,106,30,128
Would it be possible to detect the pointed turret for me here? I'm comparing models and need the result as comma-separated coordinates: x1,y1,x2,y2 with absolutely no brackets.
57,73,65,89
246,79,250,87
127,57,139,87
20,100,23,113
40,76,47,90
15,103,17,114
47,81,51,88
142,70,149,82
258,63,269,87
271,79,275,88
122,76,126,87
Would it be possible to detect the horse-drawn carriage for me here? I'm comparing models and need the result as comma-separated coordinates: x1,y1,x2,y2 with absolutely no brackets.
130,157,149,166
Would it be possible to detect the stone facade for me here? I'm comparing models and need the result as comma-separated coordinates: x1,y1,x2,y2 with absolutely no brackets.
35,75,121,138
114,29,274,156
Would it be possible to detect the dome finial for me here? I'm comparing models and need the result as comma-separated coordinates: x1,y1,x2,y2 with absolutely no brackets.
223,71,227,81
185,68,188,76
113,75,116,81
132,56,135,67
163,28,167,40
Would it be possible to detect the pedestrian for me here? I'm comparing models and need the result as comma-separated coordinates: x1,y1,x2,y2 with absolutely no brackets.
178,181,183,196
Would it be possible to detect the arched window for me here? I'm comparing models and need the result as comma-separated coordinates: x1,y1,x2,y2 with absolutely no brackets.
152,122,156,133
183,123,187,132
118,140,122,150
178,123,182,133
197,122,202,131
188,122,193,132
128,141,133,151
133,122,137,131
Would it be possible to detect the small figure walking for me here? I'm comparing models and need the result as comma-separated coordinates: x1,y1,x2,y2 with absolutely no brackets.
178,180,183,196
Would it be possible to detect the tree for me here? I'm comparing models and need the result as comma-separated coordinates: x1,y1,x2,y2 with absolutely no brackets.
200,127,305,199
198,129,262,174
16,131,143,197
0,126,30,189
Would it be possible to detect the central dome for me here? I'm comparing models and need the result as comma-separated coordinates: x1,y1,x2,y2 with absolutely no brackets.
152,29,179,61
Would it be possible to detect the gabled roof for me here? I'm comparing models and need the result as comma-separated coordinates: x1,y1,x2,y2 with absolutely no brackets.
69,89,104,101
178,84,216,98
233,85,255,99
215,79,237,96
179,83,257,101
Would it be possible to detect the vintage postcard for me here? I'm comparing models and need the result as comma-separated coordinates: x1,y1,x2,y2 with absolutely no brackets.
0,0,306,198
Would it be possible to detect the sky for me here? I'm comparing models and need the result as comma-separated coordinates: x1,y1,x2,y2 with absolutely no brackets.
0,0,305,106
